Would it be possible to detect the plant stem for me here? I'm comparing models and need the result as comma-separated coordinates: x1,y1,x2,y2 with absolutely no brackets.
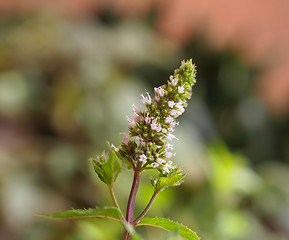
108,185,125,221
133,190,160,226
122,163,142,240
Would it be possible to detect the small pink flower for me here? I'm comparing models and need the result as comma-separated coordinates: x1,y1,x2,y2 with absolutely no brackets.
155,95,160,101
111,144,119,152
121,133,130,143
127,116,136,127
132,104,140,114
162,128,168,133
165,116,174,124
168,101,175,108
175,102,183,108
172,78,178,86
157,158,165,164
139,154,147,162
151,122,158,130
170,122,177,128
176,102,185,113
165,143,173,150
169,75,174,80
178,85,185,93
154,86,165,97
151,162,160,168
145,116,151,124
156,125,162,132
141,92,152,105
163,162,173,173
151,119,161,132
170,109,179,117
165,152,174,158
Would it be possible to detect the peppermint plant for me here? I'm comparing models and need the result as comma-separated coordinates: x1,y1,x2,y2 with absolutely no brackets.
39,60,200,240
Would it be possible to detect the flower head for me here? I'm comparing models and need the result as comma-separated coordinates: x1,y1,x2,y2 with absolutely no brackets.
117,60,196,176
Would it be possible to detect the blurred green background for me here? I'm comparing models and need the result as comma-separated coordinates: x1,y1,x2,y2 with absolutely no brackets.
0,1,289,240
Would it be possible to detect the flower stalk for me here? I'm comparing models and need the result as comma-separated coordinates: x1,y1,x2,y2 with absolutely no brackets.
39,60,199,240
118,59,197,239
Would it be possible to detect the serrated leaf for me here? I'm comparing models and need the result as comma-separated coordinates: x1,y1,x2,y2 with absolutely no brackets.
37,206,122,222
136,217,199,240
162,228,182,240
91,151,122,185
154,174,186,192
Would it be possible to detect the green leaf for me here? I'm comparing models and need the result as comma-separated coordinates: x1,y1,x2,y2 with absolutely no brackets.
137,217,200,240
37,206,122,222
91,151,122,185
162,228,182,240
154,174,186,192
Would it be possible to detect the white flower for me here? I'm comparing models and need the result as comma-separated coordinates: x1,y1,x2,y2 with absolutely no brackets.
165,143,173,150
165,116,174,124
151,122,158,130
139,154,147,162
163,167,170,173
178,85,185,93
170,109,179,117
175,102,185,114
165,152,174,158
151,162,159,168
157,158,165,164
151,119,162,132
163,162,173,173
141,92,152,105
168,101,175,108
167,133,178,141
172,78,178,86
154,87,165,97
111,144,119,152
170,122,177,128
175,102,183,109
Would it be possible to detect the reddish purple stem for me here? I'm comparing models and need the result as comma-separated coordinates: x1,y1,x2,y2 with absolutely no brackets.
122,162,142,240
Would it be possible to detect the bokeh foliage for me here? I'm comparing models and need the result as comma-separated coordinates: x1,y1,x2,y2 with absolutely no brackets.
0,12,289,240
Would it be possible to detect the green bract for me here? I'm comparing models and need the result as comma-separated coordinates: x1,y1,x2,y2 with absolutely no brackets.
91,151,122,186
152,173,186,192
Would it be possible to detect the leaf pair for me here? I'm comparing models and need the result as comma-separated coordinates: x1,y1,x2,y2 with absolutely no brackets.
38,207,200,240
